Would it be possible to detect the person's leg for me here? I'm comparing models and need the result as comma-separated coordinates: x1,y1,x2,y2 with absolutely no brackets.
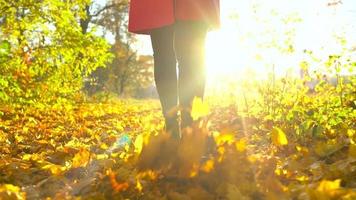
150,25,180,138
174,21,208,129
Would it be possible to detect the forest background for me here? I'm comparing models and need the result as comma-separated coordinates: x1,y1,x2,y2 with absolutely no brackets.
0,0,355,199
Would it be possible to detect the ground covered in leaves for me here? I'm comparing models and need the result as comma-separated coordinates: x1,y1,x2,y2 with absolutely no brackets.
0,99,355,200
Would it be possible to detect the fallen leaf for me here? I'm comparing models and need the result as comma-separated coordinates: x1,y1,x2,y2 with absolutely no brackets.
72,148,90,168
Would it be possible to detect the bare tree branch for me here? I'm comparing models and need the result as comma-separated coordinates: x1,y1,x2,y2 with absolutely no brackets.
90,2,126,18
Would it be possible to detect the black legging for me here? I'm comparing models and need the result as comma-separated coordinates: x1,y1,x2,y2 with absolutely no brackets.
150,21,208,137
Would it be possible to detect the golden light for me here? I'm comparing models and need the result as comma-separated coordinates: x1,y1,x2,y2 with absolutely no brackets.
134,0,355,93
204,0,356,89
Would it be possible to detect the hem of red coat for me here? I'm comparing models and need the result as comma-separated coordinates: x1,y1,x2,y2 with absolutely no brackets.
128,14,221,34
128,20,175,35
128,24,220,35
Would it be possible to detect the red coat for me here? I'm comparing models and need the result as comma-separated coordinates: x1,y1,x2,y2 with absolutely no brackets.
128,0,220,34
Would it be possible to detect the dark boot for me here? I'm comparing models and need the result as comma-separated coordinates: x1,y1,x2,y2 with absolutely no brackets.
180,109,193,130
165,115,180,139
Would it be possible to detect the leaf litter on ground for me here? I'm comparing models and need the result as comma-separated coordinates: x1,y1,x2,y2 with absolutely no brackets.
0,99,355,199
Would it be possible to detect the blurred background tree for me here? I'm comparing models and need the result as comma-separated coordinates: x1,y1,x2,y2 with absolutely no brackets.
0,0,154,109
79,0,154,97
0,0,112,107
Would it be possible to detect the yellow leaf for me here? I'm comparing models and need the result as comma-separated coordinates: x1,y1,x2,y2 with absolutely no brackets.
190,97,210,120
0,132,5,142
22,154,32,161
42,164,66,175
100,143,108,150
136,170,158,180
189,163,200,177
136,179,143,192
124,144,130,152
271,127,288,146
235,138,247,152
317,179,341,192
15,134,24,143
296,145,309,155
200,159,215,173
96,154,109,160
296,175,309,182
72,148,90,168
214,132,235,146
0,184,26,200
0,184,20,193
115,121,124,132
347,129,354,138
111,152,119,158
134,134,144,154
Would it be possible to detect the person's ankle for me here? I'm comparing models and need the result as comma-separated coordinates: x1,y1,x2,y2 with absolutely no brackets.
180,111,193,129
165,117,181,139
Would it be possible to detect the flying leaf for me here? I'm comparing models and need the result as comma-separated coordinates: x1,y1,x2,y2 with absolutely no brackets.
136,179,143,192
191,97,210,120
271,127,288,146
200,159,215,173
317,179,341,192
235,138,247,152
134,134,144,154
214,132,235,146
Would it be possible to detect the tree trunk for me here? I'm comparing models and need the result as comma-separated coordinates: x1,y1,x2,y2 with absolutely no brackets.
80,6,91,34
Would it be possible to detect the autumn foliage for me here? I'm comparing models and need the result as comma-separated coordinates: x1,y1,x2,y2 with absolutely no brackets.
1,0,356,199
1,87,355,199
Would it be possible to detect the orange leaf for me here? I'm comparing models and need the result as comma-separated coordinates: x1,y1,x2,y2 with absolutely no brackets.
72,148,90,168
108,169,129,192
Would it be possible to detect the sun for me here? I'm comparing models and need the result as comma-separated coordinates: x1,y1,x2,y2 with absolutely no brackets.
134,0,355,88
205,27,243,79
204,0,356,88
203,0,267,85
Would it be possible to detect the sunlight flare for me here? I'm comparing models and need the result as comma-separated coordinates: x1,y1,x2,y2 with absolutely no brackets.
204,0,356,85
